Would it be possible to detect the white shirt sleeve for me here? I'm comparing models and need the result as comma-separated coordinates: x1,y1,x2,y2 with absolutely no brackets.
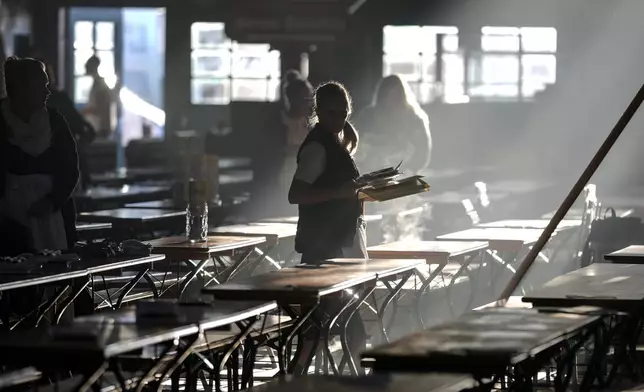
293,142,326,184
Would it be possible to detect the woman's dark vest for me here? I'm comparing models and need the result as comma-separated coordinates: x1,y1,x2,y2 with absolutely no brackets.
294,126,363,257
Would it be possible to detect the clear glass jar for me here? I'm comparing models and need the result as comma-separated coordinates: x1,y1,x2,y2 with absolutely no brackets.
186,180,208,242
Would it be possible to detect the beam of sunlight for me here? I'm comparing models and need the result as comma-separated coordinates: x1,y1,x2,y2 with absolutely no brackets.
118,87,165,127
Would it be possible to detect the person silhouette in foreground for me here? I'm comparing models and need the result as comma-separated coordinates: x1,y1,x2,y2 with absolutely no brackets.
0,57,79,256
288,81,367,374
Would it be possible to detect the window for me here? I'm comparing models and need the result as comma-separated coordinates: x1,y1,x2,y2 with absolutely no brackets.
382,25,463,104
190,22,280,105
470,26,557,100
382,25,557,103
73,21,117,104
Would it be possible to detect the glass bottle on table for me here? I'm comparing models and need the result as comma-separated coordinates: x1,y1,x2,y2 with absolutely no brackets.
186,179,208,242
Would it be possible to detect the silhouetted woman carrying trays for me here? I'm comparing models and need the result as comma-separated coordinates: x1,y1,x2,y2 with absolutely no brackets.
288,81,367,263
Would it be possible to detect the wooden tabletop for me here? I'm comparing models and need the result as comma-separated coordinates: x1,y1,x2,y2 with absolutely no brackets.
474,296,532,310
600,196,644,209
0,255,167,292
244,374,476,392
483,180,553,194
203,258,423,303
0,300,275,371
604,245,644,264
541,207,633,220
0,266,88,292
437,228,543,252
84,255,165,274
361,307,599,376
261,214,383,224
75,222,112,231
125,200,184,210
125,195,248,210
367,241,488,264
220,170,253,185
210,222,297,245
148,235,266,260
477,219,581,230
523,263,644,310
426,191,508,205
77,185,170,200
78,208,185,223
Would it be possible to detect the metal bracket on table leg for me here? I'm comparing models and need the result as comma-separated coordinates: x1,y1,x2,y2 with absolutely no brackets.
153,329,205,392
445,255,477,318
249,246,281,271
212,318,258,392
133,339,180,392
340,282,377,376
379,270,415,343
180,259,211,298
55,280,91,324
30,285,71,328
278,303,319,375
116,268,150,309
216,249,255,283
415,263,447,329
324,290,368,376
74,362,109,392
554,326,597,392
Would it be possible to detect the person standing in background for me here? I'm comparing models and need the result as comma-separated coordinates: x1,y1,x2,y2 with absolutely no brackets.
82,55,115,139
354,75,432,243
354,75,432,175
44,63,95,191
250,69,314,219
0,57,79,256
277,70,314,213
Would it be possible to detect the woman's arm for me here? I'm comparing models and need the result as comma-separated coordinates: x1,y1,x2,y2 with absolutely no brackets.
46,111,80,210
288,142,358,205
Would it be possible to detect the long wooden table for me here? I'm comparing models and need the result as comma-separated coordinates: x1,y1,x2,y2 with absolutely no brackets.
437,228,543,253
148,235,267,298
75,185,172,212
523,263,644,390
477,219,581,230
523,263,644,311
211,222,298,269
604,245,644,264
0,255,165,329
75,223,112,243
0,300,276,392
203,258,423,375
367,241,489,325
362,307,601,391
78,208,185,239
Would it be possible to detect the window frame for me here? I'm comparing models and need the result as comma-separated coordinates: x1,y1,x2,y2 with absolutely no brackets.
382,25,557,104
471,26,557,101
190,22,281,105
